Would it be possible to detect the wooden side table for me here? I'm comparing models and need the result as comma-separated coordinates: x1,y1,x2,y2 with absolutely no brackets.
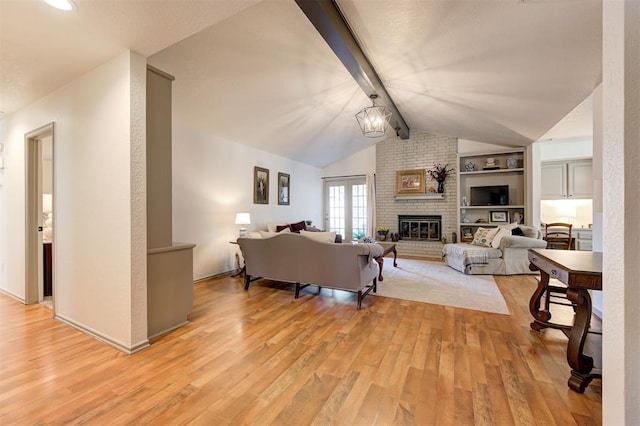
375,242,398,281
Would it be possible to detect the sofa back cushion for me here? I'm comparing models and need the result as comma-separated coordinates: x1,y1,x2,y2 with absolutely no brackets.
300,230,336,243
518,225,540,239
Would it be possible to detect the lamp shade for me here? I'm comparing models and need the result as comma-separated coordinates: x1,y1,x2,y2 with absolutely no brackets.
235,213,251,225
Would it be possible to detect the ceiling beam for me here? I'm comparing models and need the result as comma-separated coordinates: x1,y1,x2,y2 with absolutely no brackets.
295,0,410,139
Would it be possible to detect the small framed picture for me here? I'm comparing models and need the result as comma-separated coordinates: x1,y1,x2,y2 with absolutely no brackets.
254,166,269,204
395,169,426,195
278,172,290,205
490,211,509,223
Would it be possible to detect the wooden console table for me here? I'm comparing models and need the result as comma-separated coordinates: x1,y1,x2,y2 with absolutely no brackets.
527,248,602,393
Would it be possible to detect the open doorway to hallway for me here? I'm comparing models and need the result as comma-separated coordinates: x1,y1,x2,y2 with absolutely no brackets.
25,123,54,310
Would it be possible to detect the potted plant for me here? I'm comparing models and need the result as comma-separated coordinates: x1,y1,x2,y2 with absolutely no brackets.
427,163,455,193
376,225,390,241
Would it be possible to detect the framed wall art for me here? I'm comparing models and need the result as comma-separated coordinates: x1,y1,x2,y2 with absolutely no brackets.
278,172,290,205
254,166,269,204
490,210,508,223
395,169,426,195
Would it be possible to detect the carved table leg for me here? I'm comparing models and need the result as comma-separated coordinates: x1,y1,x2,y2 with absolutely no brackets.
376,257,384,281
529,264,552,331
566,287,596,393
392,247,398,267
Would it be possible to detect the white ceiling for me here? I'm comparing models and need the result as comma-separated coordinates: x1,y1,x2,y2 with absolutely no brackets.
1,0,601,168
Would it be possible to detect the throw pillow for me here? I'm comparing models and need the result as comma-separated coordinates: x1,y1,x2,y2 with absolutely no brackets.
300,230,336,243
511,227,524,236
471,227,499,247
259,228,291,238
290,220,307,233
276,224,291,232
491,227,512,248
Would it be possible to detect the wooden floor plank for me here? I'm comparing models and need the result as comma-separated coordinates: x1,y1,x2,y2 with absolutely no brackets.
0,267,602,425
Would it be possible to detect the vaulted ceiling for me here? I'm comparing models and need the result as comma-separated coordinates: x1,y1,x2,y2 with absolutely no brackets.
1,0,601,168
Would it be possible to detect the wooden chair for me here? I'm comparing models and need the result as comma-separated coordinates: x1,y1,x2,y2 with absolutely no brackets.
543,223,575,311
544,223,573,250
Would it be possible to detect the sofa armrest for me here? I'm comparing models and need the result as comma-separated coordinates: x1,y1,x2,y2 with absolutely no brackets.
500,235,548,250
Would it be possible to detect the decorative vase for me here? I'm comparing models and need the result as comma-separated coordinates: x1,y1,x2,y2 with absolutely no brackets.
437,181,445,193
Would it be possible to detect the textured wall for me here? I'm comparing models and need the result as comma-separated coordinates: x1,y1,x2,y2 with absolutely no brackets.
376,131,457,258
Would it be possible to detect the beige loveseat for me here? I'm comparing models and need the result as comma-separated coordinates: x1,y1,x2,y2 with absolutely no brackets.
237,232,383,309
442,225,547,275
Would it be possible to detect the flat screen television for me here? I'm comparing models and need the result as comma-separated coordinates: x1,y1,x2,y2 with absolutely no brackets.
470,185,509,206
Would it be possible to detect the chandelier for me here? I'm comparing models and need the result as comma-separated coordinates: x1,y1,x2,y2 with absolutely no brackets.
355,94,392,137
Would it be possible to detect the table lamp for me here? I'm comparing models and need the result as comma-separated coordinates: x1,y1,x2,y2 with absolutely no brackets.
235,213,251,238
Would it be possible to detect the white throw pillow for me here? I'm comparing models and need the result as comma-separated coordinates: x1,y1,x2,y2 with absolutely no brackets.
267,223,277,233
259,227,291,238
246,231,262,239
491,223,519,248
300,230,336,243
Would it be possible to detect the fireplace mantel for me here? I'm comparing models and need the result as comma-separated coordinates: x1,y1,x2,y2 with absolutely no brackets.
394,194,445,200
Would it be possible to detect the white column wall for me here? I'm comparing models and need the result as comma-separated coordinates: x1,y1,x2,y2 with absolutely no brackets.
172,125,323,281
0,51,147,351
602,1,640,423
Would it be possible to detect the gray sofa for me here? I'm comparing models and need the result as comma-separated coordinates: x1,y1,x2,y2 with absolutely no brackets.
237,232,383,309
442,225,547,275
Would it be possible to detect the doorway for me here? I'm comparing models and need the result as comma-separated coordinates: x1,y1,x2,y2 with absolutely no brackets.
324,176,367,242
25,123,54,309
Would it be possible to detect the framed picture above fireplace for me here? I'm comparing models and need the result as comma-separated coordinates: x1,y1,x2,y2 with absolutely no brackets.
396,169,426,195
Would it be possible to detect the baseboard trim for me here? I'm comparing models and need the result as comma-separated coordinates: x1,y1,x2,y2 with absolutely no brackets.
194,270,237,283
0,287,26,304
55,313,150,355
593,306,603,319
148,320,189,340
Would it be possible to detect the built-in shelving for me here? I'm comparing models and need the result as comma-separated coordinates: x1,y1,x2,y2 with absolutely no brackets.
457,149,527,241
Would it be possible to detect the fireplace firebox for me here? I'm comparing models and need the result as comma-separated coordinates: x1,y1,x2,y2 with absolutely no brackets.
398,215,442,241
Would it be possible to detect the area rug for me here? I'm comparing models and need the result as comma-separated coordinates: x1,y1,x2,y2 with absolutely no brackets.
374,258,509,315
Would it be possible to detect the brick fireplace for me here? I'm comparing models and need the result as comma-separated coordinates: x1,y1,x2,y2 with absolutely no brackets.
376,131,457,258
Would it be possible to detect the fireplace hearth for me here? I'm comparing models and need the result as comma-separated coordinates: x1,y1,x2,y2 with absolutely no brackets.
398,215,442,241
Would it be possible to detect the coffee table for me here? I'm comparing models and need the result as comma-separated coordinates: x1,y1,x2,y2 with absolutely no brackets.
375,242,398,281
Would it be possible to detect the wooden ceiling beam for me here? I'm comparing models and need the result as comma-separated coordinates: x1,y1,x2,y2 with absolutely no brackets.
295,0,410,139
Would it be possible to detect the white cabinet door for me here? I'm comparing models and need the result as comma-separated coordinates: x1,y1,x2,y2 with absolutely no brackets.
568,160,593,199
541,162,568,199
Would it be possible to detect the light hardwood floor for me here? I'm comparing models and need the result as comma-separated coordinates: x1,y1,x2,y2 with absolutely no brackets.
0,270,601,425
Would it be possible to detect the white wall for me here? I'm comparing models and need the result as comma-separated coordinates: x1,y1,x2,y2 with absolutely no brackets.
322,145,376,177
458,139,519,154
0,51,148,352
172,125,323,280
602,1,640,423
539,139,592,161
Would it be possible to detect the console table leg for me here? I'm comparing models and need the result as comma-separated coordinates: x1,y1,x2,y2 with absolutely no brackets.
566,287,596,393
529,267,552,329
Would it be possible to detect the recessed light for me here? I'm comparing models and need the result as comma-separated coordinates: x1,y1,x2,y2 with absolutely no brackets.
43,0,77,11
